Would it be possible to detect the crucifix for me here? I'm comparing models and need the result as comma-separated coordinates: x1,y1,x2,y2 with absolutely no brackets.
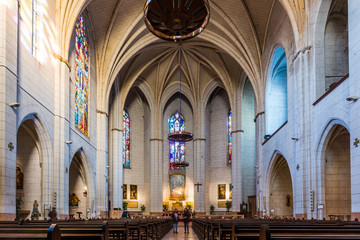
194,183,202,192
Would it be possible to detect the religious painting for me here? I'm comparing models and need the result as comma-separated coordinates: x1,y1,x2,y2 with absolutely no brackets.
218,201,227,208
218,184,226,199
16,167,24,189
69,193,80,207
169,174,186,200
124,201,138,208
130,185,137,200
123,184,127,199
229,184,232,199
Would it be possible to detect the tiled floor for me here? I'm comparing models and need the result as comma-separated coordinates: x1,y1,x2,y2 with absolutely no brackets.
163,225,198,240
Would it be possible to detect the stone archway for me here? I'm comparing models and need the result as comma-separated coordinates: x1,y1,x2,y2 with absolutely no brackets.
324,125,350,220
268,155,293,218
16,120,42,220
69,152,91,219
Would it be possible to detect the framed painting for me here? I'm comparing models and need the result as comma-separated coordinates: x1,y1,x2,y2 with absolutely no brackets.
229,184,232,199
169,174,186,200
218,184,226,199
122,184,127,199
130,185,137,200
218,201,227,208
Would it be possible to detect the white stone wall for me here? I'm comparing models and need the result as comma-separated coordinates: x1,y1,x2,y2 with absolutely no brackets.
123,90,146,212
207,89,232,211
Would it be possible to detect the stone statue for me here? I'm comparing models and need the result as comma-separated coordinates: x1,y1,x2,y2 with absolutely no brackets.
31,200,41,220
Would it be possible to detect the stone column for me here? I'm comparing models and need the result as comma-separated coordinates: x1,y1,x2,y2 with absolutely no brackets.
349,0,360,220
255,109,265,216
111,127,123,210
231,94,242,213
193,100,206,213
110,96,123,210
149,106,163,214
96,111,108,216
0,0,18,220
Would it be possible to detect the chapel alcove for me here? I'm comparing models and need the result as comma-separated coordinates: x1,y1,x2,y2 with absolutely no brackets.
69,152,89,219
16,120,42,220
268,155,293,218
324,125,350,220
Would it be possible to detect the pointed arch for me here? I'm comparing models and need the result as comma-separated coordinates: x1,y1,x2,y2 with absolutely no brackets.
265,46,288,135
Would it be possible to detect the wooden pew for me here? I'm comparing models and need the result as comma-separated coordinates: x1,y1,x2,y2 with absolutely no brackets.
0,223,60,240
259,224,360,240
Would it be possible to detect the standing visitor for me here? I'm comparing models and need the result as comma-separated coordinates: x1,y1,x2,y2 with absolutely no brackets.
171,208,179,233
183,208,190,233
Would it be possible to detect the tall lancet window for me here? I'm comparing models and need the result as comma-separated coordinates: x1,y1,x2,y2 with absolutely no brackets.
169,112,186,170
75,14,89,136
123,110,130,168
228,111,232,164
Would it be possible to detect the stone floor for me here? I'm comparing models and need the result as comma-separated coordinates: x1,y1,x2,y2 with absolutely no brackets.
163,224,198,240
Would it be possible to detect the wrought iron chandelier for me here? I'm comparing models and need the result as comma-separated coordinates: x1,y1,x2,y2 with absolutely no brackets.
144,0,210,42
144,0,210,166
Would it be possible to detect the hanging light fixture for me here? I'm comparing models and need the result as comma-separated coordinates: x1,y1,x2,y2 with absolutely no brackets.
144,0,210,166
167,45,194,143
144,0,210,42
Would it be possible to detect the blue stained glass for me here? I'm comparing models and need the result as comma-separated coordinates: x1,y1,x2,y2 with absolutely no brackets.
228,111,232,164
169,112,186,170
123,110,130,167
75,14,89,136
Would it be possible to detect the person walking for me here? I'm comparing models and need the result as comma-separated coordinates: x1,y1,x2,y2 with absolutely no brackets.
183,208,190,233
171,208,179,233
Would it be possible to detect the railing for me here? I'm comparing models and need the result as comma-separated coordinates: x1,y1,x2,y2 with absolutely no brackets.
313,74,349,106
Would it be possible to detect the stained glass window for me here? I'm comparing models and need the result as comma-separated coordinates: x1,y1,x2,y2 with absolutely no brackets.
228,111,232,164
169,112,185,170
123,110,130,167
75,15,89,136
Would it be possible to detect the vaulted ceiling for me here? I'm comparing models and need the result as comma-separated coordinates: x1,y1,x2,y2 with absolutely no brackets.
70,0,298,109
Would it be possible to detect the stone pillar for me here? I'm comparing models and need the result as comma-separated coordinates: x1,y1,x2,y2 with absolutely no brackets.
348,0,360,220
149,106,163,214
110,96,123,210
255,110,265,216
193,100,206,213
96,111,108,216
231,95,242,213
0,0,18,220
111,128,123,209
150,139,163,213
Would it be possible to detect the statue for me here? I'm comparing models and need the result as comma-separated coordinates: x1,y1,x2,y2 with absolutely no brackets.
31,200,41,220
69,193,80,207
48,207,57,220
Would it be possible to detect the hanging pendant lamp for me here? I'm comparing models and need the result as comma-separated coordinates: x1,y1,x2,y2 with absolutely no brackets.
144,0,210,42
167,45,194,145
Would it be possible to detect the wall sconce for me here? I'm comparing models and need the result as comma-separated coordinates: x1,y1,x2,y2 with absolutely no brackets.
6,102,20,108
65,141,73,145
291,137,299,141
83,186,87,197
346,96,358,102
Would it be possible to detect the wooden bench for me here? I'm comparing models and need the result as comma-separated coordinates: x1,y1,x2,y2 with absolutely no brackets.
260,224,360,240
0,224,60,240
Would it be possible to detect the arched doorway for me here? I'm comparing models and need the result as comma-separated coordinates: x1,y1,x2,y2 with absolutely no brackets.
268,155,293,218
69,152,91,219
16,120,42,220
324,125,350,219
